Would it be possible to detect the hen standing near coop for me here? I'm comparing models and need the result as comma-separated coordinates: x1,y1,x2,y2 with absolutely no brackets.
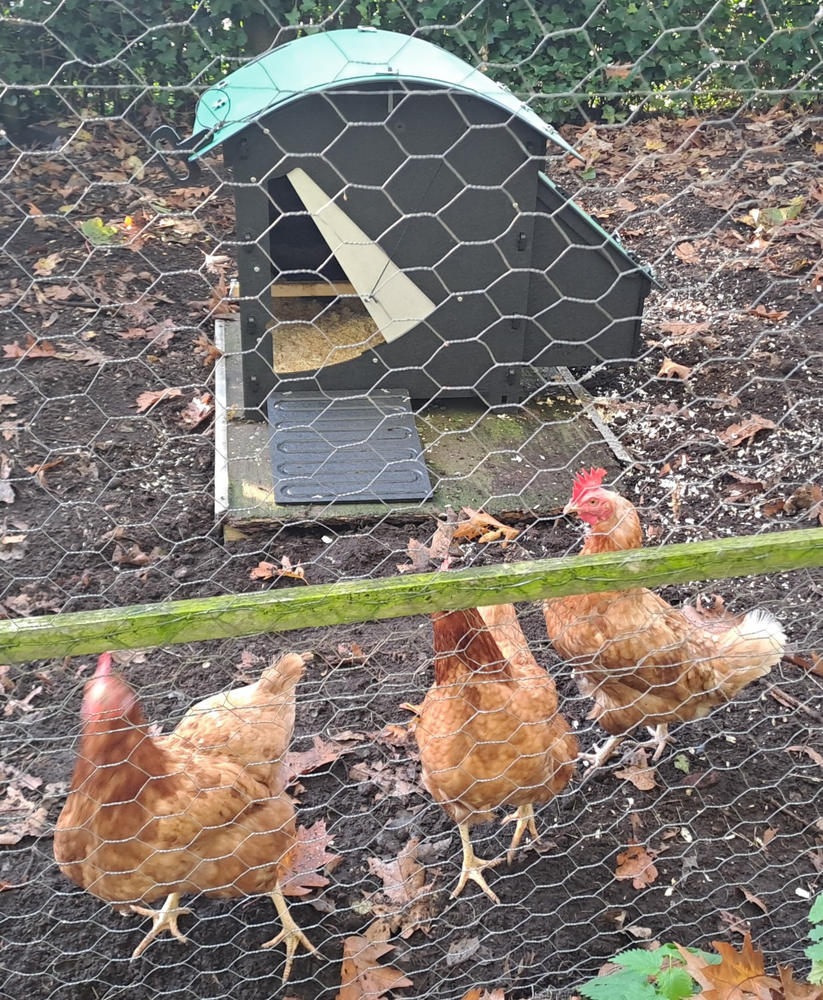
54,650,317,981
543,467,787,769
415,604,577,903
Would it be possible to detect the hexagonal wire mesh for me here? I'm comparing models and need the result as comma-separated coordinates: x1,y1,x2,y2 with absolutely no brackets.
1,2,822,999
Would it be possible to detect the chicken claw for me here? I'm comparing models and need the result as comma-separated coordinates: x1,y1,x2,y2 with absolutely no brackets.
263,882,318,982
130,892,191,959
502,803,540,864
452,823,501,904
577,734,626,781
641,723,671,761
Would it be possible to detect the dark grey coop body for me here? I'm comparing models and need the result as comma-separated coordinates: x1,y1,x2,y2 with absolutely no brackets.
159,29,653,505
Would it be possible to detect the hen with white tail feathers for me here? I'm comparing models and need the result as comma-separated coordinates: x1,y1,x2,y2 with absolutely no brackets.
543,468,787,768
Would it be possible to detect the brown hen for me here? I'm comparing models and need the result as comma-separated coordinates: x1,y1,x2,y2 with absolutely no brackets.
54,650,316,979
544,468,786,768
416,605,577,903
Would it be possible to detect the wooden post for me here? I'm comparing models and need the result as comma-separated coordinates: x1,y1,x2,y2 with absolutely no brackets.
0,528,820,664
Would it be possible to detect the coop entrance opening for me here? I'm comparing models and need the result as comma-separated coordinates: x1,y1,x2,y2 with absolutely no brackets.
268,168,436,375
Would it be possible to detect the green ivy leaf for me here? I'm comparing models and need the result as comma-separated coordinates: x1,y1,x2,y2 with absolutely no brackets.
809,894,823,923
656,966,695,1000
614,948,666,973
674,754,690,773
579,968,660,1000
80,217,120,245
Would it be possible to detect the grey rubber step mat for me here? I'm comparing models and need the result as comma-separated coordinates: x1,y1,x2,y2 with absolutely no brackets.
267,389,432,503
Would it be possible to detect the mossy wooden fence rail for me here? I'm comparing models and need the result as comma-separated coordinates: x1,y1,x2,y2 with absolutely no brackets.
1,528,821,664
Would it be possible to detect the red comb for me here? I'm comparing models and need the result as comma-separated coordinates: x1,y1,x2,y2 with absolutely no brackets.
570,467,607,502
94,652,113,677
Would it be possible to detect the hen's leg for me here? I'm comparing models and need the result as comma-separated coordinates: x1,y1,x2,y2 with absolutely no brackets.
129,892,191,959
644,723,670,761
452,822,501,904
502,804,539,864
263,882,318,982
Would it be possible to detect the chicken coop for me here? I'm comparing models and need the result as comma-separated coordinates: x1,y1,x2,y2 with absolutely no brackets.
153,27,654,516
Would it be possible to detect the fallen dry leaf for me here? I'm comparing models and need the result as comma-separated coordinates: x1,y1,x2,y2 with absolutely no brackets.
3,335,57,360
740,886,769,914
396,538,432,574
195,331,222,366
723,471,767,503
33,252,63,276
761,828,777,849
135,387,183,413
717,414,777,449
281,820,340,897
250,555,307,584
0,531,28,562
782,653,823,680
678,933,780,998
112,542,159,567
718,908,752,937
336,936,413,1000
0,452,13,504
446,936,481,967
762,498,786,517
25,457,64,488
658,358,692,380
614,841,659,890
0,786,49,844
0,395,17,411
747,304,790,321
367,837,437,939
349,759,421,802
784,484,823,526
659,320,711,340
371,723,417,752
286,735,355,783
453,507,519,547
674,241,700,263
787,744,823,768
179,392,214,428
614,748,657,791
2,684,41,716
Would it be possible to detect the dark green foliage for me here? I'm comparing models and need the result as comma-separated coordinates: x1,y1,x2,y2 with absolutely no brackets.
579,943,721,1000
808,894,823,984
0,0,820,128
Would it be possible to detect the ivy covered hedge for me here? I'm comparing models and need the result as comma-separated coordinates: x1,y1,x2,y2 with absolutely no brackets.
0,0,820,128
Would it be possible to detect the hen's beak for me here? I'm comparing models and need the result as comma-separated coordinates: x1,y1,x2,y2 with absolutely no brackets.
562,501,578,516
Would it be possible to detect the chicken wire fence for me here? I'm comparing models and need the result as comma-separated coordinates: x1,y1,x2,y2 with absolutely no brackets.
1,2,822,998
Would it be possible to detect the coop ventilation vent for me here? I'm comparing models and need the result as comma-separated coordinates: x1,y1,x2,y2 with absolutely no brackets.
268,389,432,503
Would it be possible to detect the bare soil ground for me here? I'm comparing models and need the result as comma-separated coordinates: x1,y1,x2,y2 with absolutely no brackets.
0,106,821,1000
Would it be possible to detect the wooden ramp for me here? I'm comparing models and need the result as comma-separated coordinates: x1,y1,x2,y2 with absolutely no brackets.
214,317,621,528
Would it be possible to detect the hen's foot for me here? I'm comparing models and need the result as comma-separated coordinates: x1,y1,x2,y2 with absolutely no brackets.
640,724,671,762
263,883,318,982
130,892,191,959
452,822,501,904
577,735,625,782
502,804,540,864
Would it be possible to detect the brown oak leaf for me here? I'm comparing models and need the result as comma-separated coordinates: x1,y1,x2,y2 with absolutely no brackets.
614,841,659,890
337,936,412,1000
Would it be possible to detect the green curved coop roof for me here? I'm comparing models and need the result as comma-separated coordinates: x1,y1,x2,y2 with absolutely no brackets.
189,27,580,160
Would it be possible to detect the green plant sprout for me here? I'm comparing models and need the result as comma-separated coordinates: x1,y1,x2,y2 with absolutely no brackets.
579,943,721,1000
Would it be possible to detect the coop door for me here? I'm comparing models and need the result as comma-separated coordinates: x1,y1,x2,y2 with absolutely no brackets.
279,167,436,358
